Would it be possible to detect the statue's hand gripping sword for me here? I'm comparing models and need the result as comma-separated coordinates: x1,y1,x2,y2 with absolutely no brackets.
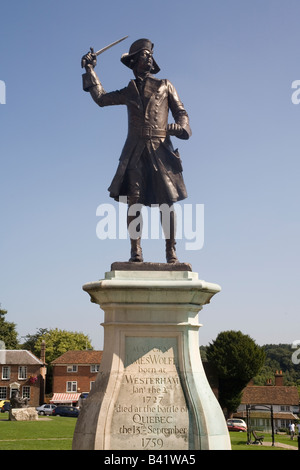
81,35,128,68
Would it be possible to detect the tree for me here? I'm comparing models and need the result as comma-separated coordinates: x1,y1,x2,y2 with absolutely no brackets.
253,344,300,386
206,330,265,417
21,328,93,394
21,328,93,364
0,308,19,349
21,328,49,355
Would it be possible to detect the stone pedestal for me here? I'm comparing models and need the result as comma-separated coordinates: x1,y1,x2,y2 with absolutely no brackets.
72,264,231,450
9,407,38,421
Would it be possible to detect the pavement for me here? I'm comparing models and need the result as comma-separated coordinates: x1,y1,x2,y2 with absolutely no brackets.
261,441,298,450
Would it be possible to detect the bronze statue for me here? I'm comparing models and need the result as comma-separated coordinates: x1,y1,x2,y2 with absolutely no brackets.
81,38,192,263
10,390,28,408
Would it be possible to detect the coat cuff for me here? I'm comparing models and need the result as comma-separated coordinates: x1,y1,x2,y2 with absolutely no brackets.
82,71,100,92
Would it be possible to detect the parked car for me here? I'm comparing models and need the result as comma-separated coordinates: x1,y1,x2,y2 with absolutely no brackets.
0,401,11,413
52,406,79,417
227,419,247,432
0,399,10,409
36,404,57,415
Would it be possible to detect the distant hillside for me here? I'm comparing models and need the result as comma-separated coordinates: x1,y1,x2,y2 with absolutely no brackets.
253,343,300,387
201,343,300,388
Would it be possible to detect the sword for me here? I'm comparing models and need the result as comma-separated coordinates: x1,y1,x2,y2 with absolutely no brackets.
81,35,128,68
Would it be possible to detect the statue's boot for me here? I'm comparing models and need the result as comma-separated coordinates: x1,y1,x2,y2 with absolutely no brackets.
127,197,143,262
166,239,179,264
129,237,143,262
161,204,179,263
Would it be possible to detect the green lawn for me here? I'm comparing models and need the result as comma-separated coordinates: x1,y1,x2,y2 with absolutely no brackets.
0,413,76,450
0,413,298,450
230,431,298,450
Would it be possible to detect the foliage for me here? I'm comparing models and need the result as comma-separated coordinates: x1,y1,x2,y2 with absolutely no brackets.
0,308,19,349
20,328,93,394
206,330,265,383
253,344,300,386
20,328,49,354
202,341,300,388
21,328,93,363
206,330,265,415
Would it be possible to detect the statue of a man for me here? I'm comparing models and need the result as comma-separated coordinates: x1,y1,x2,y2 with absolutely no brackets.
10,390,28,408
81,39,192,263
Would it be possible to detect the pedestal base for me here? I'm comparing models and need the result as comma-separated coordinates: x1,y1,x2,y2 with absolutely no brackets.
9,407,38,421
72,267,231,450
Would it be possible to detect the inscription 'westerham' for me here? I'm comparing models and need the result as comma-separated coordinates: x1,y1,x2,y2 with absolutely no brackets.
124,375,180,385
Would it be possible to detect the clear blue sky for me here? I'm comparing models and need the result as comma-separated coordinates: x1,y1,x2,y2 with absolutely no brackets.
1,0,300,351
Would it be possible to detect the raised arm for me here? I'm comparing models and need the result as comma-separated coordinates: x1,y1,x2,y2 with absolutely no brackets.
81,50,126,107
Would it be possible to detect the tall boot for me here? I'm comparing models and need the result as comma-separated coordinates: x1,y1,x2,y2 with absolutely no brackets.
166,239,178,264
127,197,143,262
129,237,143,262
161,204,179,264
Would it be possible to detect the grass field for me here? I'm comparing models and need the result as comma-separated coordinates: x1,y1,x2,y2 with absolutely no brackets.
0,413,298,451
230,430,298,450
0,413,76,450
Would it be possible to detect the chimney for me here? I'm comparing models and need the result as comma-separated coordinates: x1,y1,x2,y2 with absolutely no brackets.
265,378,273,386
39,340,47,405
274,370,283,386
40,340,46,364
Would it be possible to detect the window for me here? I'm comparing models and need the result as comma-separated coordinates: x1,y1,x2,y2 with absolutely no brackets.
90,364,100,373
10,387,19,398
0,387,7,399
18,366,27,380
2,366,10,380
67,381,77,392
22,386,30,399
67,365,78,373
280,405,290,412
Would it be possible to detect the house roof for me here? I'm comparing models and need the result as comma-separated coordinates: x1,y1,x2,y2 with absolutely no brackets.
241,385,299,406
51,350,103,365
0,350,43,365
237,410,299,420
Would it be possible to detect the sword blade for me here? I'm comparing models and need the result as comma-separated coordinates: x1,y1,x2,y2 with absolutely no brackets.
95,35,128,57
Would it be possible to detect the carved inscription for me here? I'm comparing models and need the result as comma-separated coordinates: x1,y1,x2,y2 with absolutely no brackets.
110,337,190,450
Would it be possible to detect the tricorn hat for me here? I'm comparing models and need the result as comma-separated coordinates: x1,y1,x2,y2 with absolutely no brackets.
121,38,160,74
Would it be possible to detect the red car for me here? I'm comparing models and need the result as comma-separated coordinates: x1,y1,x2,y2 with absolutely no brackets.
227,419,247,432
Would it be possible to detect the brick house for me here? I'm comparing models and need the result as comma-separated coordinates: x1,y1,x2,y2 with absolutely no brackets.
235,371,299,431
0,347,47,407
50,350,102,405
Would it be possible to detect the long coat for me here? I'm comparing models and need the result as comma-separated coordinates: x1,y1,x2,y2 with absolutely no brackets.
83,69,192,206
